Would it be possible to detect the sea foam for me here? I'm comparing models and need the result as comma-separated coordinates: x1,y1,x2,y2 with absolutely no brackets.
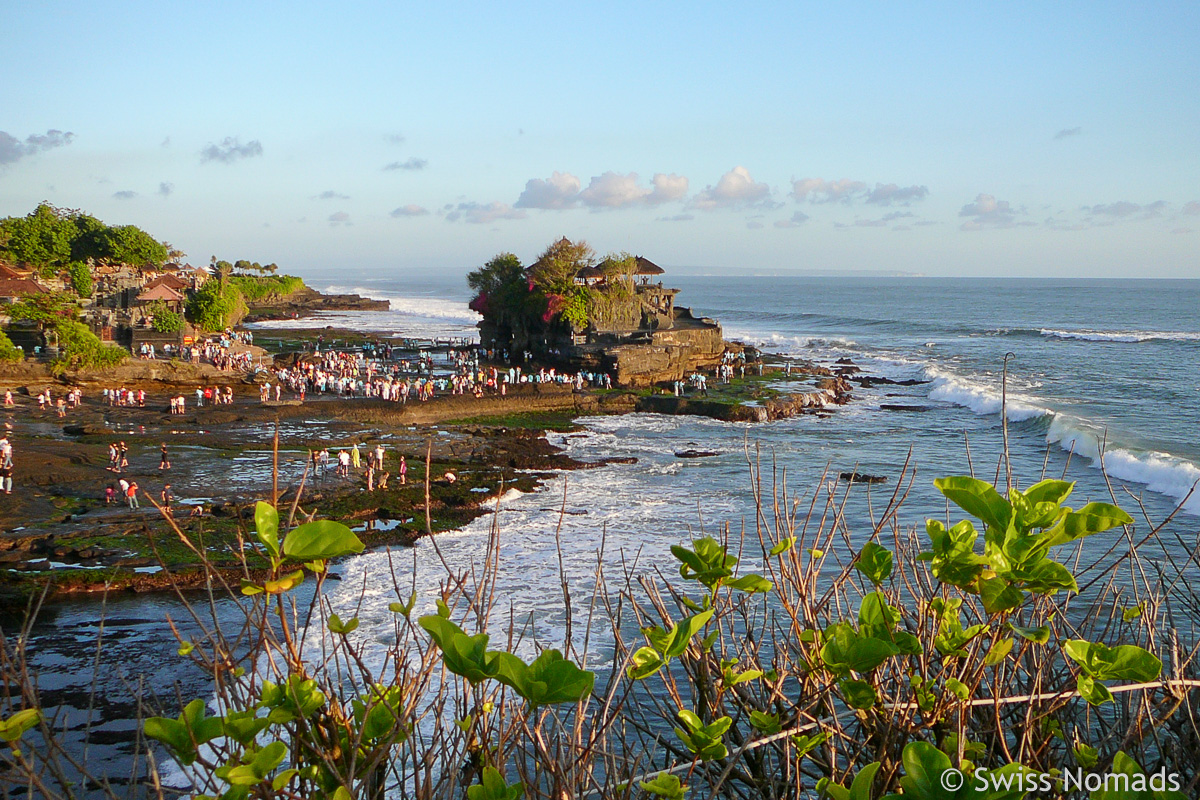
1040,328,1200,343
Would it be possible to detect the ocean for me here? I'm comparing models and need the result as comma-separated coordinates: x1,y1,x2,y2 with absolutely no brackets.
22,274,1200,787
249,273,1200,661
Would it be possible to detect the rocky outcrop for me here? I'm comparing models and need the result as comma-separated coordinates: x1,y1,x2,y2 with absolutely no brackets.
243,287,389,321
607,319,725,388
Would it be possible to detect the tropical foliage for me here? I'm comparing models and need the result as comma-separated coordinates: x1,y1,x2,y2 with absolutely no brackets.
0,203,167,274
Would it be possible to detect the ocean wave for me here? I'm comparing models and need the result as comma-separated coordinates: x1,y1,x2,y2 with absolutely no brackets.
1040,328,1200,343
724,328,859,353
1047,417,1200,514
923,365,1053,422
322,285,481,323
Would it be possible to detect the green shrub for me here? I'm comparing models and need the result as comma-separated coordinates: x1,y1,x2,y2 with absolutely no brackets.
0,329,23,362
66,261,93,298
52,319,127,370
148,302,183,333
187,281,247,331
228,274,305,303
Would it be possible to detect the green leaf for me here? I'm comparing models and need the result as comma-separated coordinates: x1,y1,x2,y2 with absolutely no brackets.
895,741,954,800
749,710,782,735
1076,675,1113,706
1063,640,1162,682
628,646,665,680
496,648,594,708
1022,478,1075,507
769,537,796,556
1093,752,1187,800
1046,502,1134,547
662,608,715,658
841,678,877,709
281,519,365,561
467,766,525,800
639,772,688,800
725,573,773,594
263,570,304,594
327,613,359,635
856,541,894,584
1122,604,1144,622
984,638,1014,666
389,592,418,618
934,476,1012,531
1009,623,1050,644
944,677,970,701
254,501,280,559
791,731,830,758
1073,740,1098,769
177,641,194,656
980,577,1025,614
847,762,881,800
0,709,41,744
821,623,900,675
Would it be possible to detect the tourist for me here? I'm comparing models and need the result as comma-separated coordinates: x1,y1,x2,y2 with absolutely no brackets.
374,443,385,470
126,481,139,509
0,434,13,494
161,484,174,515
104,485,115,505
159,443,171,470
195,386,204,407
351,443,361,469
398,455,407,485
3,390,13,407
337,448,350,477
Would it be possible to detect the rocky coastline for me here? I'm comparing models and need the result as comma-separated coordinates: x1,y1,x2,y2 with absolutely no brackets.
0,322,882,616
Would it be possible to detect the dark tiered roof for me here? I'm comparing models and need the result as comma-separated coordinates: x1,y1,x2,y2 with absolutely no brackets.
634,256,664,275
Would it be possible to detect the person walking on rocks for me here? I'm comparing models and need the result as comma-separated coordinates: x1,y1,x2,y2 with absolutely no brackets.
374,444,385,471
398,455,407,485
159,443,171,470
0,435,13,494
126,480,139,509
351,443,361,470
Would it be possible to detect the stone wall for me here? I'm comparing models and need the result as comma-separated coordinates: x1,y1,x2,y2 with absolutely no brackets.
607,321,725,388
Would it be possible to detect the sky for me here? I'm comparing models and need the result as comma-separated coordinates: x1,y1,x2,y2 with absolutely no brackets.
1,1,1198,278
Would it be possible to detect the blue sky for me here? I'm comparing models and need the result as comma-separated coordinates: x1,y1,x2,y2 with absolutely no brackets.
2,1,1197,277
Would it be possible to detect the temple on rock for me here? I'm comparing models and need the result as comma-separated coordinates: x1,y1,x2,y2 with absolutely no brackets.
470,239,724,388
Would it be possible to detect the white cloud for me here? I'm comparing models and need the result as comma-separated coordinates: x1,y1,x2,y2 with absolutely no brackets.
1054,126,1083,140
774,211,809,229
647,173,689,205
316,190,350,200
693,166,772,210
447,201,526,224
200,137,263,164
1083,200,1167,222
328,211,352,226
0,129,75,165
157,182,174,197
791,177,867,204
959,193,1020,230
657,213,694,222
391,204,429,217
866,183,929,206
579,172,650,209
112,190,137,200
514,171,581,209
382,158,427,171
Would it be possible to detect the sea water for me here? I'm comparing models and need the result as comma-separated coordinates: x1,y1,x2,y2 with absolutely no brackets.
24,275,1200,784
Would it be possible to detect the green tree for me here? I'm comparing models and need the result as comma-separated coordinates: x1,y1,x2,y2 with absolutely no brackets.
67,261,93,298
148,302,183,333
528,238,595,294
94,225,168,266
0,330,23,363
0,203,75,271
